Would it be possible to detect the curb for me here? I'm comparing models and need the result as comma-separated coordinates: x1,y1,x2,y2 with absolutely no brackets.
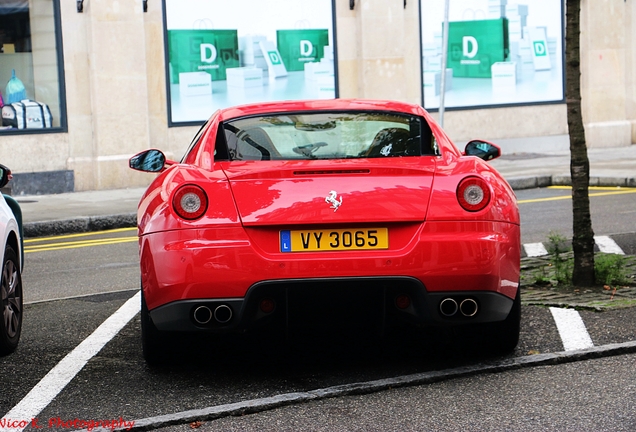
23,214,137,238
507,176,553,190
88,340,636,432
552,175,636,188
507,175,636,190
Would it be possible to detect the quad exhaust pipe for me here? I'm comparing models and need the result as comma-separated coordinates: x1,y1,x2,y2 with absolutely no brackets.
193,304,233,325
439,297,478,318
459,298,478,317
439,298,458,317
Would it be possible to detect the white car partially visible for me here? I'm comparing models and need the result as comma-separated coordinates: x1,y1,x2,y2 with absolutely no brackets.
0,164,23,355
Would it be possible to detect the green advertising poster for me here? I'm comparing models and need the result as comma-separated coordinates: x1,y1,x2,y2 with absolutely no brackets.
168,30,240,84
420,1,564,109
447,19,509,78
164,0,336,124
276,29,329,72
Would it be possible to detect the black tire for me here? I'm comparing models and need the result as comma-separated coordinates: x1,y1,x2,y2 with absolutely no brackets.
140,289,167,365
0,245,22,355
486,288,521,354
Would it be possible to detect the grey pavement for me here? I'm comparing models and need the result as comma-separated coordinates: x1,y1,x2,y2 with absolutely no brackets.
491,140,636,189
105,342,636,432
9,141,636,238
16,187,143,238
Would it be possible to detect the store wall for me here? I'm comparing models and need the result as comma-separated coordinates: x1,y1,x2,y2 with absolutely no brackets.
631,1,636,144
0,0,633,193
61,0,153,190
580,0,635,148
337,0,421,104
619,0,636,144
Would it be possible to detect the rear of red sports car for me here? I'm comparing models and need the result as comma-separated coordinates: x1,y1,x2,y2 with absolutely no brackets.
130,99,520,363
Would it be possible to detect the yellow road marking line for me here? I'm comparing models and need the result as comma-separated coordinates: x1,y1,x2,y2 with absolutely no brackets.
518,195,571,204
24,227,137,244
26,236,137,249
548,186,636,191
25,237,137,253
519,188,636,204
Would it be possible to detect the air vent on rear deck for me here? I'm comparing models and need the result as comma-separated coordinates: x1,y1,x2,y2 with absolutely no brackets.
293,169,370,176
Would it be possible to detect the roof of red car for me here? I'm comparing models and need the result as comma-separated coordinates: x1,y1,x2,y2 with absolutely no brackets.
218,99,427,121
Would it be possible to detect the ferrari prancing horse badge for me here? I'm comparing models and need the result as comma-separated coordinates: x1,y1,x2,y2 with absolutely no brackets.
325,190,342,212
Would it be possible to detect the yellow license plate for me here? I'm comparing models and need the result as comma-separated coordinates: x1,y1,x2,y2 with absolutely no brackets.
280,228,388,252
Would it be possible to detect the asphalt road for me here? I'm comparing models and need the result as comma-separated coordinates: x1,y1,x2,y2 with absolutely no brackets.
22,228,139,303
516,185,636,244
4,293,636,431
155,353,636,432
2,186,636,431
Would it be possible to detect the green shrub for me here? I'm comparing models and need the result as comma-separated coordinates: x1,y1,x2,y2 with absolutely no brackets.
546,232,572,285
529,233,635,288
595,253,629,286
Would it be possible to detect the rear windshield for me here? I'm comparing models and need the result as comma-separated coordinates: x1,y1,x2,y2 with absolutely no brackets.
219,111,436,161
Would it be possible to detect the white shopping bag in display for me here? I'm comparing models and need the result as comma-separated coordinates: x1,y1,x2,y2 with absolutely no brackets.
259,41,288,78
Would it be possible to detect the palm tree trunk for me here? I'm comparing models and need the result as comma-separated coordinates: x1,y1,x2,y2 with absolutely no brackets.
566,0,595,286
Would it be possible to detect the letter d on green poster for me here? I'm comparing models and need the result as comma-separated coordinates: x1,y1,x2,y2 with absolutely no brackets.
276,29,330,72
447,19,509,78
168,30,240,84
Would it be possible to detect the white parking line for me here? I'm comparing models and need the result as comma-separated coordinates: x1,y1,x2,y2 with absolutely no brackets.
1,291,141,432
549,307,594,351
524,242,548,257
594,235,625,255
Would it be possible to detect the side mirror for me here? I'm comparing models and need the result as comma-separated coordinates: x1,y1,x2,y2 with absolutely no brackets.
0,164,12,189
464,140,501,161
129,149,166,173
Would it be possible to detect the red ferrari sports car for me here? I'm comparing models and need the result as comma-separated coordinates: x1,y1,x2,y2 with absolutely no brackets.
130,99,520,363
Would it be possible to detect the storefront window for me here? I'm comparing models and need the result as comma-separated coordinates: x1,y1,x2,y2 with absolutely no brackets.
0,0,66,133
420,0,564,110
163,0,338,126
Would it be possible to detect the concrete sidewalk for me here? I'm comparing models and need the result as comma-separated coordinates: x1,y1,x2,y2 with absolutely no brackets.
17,187,142,238
491,143,636,189
11,143,636,238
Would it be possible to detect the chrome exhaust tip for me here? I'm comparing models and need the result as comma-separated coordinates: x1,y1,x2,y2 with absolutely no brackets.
439,298,458,317
459,298,478,317
214,304,233,323
193,306,213,324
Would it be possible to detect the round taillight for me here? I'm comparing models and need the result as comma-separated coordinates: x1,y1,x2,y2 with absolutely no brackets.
173,185,208,220
457,177,491,212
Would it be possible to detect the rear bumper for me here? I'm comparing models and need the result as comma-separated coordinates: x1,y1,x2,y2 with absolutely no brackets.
140,220,520,313
150,276,515,332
